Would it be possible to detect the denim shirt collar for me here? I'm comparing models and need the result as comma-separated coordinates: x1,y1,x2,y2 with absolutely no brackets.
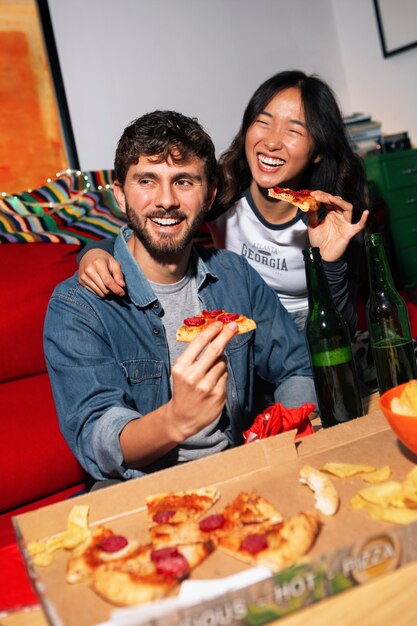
114,225,218,307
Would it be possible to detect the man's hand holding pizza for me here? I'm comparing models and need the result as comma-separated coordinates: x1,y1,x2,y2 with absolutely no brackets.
119,321,238,469
168,320,238,441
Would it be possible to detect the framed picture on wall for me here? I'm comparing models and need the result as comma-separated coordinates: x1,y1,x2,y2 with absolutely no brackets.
0,0,79,193
374,0,417,58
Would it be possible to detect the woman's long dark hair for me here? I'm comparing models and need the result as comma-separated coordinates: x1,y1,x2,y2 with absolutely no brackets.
218,70,368,220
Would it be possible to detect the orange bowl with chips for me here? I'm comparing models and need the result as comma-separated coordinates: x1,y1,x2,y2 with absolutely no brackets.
379,381,417,455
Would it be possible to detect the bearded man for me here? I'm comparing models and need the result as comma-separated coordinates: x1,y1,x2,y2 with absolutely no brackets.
44,110,315,489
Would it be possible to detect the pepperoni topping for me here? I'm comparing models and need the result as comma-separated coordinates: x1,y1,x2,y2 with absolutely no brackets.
240,534,268,555
217,313,239,323
155,553,189,578
184,316,206,327
292,189,312,198
273,186,312,198
199,513,226,532
202,309,224,319
151,546,190,577
152,509,175,524
150,546,180,562
98,535,128,553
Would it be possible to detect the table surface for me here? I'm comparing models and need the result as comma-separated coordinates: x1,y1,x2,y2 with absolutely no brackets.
4,395,417,626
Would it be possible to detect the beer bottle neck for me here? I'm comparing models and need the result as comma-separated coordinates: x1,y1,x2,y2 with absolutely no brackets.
303,247,336,311
365,233,412,342
365,234,397,294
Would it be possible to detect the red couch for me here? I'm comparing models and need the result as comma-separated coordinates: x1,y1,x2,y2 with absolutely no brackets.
0,168,130,611
0,243,88,610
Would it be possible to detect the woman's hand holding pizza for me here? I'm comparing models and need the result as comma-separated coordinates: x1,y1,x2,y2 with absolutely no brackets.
168,321,238,441
307,190,369,263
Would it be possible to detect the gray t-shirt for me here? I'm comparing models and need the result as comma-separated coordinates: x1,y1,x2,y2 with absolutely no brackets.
150,265,229,463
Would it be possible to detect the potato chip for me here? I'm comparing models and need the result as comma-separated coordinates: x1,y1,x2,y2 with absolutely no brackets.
367,505,417,525
388,493,410,509
31,550,54,567
63,505,90,548
403,493,417,509
356,481,403,507
28,539,55,567
27,540,47,556
320,462,376,478
390,380,417,416
27,505,91,567
346,457,417,524
45,535,68,552
402,466,417,493
391,397,417,416
362,465,392,484
400,380,417,408
67,504,89,533
61,529,89,550
405,465,417,481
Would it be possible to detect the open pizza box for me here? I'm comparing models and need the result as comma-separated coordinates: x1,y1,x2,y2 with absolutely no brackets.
13,394,417,626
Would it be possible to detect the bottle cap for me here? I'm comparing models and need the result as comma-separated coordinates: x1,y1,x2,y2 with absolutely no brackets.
302,247,320,260
365,232,382,246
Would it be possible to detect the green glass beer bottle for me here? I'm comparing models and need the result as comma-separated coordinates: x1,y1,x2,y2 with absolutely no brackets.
303,247,364,428
365,232,417,394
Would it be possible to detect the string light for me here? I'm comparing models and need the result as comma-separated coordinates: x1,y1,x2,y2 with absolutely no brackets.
0,169,113,216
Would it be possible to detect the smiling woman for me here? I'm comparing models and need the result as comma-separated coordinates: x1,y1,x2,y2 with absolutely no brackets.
207,70,369,335
243,87,319,223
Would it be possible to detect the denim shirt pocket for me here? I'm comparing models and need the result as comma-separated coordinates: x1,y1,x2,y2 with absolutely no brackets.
225,330,254,390
226,329,254,353
121,359,163,385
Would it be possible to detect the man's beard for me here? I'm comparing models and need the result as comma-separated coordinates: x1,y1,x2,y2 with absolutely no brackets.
126,203,206,257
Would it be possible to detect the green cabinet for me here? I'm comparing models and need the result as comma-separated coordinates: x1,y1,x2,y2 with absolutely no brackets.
364,149,417,290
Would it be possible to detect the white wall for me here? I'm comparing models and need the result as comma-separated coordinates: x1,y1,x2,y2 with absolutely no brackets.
47,0,347,170
47,0,417,171
332,0,417,145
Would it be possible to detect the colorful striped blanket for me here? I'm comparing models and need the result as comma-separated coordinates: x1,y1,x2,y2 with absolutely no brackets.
0,170,127,245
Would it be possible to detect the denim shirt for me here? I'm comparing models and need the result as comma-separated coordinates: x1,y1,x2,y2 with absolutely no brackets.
44,226,315,481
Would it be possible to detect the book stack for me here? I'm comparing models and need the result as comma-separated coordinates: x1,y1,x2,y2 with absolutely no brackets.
343,113,382,156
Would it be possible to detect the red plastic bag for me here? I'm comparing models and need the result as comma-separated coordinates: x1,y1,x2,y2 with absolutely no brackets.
243,402,316,443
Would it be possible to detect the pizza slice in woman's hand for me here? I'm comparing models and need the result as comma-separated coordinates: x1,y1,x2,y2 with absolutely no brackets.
268,186,320,212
